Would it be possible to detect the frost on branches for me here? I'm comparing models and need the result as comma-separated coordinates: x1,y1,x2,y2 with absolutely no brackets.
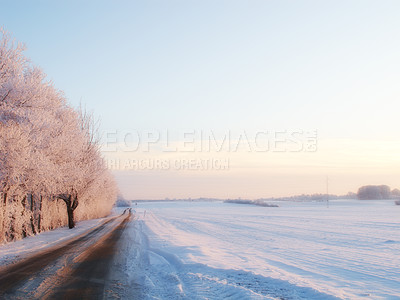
0,29,117,243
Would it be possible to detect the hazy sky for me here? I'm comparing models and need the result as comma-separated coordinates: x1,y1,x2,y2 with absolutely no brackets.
2,1,400,199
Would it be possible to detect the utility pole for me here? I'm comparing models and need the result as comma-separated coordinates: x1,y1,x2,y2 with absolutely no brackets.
326,176,329,208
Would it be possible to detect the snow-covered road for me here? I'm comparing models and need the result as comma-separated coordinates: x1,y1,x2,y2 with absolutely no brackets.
0,211,131,299
114,200,400,300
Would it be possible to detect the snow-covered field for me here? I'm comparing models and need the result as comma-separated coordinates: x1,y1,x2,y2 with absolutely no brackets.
1,201,399,299
123,200,400,299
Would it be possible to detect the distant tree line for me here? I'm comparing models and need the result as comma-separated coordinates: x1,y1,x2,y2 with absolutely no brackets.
115,194,131,207
0,30,117,243
357,185,398,200
257,192,356,202
224,199,279,207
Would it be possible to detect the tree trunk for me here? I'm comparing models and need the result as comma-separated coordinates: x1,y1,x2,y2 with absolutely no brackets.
1,192,7,242
58,193,78,229
29,194,36,235
37,195,42,233
22,195,26,208
30,193,34,211
67,205,75,229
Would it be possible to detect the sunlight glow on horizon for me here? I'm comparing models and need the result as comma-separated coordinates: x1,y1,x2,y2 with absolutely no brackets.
105,137,400,199
2,1,400,199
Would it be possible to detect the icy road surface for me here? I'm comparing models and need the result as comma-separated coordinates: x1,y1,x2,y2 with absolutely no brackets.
0,211,131,299
109,200,400,300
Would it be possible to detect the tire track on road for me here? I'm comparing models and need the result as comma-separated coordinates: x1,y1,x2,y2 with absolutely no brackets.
43,212,131,299
0,212,128,298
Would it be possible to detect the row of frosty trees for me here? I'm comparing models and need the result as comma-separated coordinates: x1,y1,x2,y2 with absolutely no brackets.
0,30,117,243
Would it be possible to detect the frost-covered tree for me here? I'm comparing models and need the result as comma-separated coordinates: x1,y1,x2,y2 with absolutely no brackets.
0,29,117,242
357,185,391,200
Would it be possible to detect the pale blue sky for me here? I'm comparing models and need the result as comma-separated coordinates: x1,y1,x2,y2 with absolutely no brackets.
2,1,400,198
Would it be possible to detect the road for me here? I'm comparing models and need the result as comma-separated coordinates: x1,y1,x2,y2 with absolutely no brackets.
0,210,131,300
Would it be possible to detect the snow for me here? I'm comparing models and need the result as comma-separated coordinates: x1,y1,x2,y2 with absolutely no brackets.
120,200,400,299
2,201,399,299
